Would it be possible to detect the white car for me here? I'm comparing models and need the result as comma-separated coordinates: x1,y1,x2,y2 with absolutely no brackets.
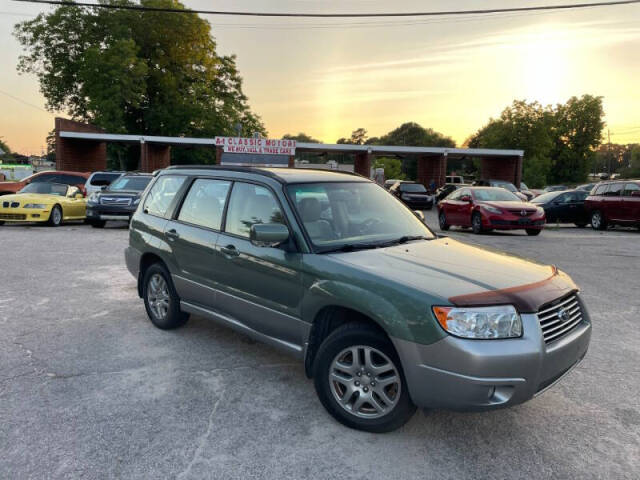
84,171,124,196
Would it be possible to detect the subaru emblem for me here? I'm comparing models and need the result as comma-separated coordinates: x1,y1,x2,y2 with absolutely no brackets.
558,308,570,323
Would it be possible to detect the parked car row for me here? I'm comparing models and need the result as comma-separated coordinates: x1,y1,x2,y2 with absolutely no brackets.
0,171,152,227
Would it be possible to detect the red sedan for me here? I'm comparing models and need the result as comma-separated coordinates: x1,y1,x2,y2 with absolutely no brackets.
437,186,546,235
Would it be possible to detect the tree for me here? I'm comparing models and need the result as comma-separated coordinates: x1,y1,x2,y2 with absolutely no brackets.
620,145,640,178
373,122,455,180
14,0,266,165
337,128,368,145
282,132,322,143
373,157,405,180
467,96,604,187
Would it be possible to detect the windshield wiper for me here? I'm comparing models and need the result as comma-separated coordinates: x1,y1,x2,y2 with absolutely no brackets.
380,235,432,247
318,243,382,254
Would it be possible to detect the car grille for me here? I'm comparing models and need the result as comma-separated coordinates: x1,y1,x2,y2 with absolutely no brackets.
2,201,20,208
100,196,132,206
0,213,26,220
507,208,536,216
537,294,583,344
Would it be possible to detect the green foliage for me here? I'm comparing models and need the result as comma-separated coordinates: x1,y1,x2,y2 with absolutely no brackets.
373,122,455,180
468,96,604,187
14,0,265,165
337,128,368,145
0,138,12,155
373,157,405,180
620,145,640,178
283,132,322,143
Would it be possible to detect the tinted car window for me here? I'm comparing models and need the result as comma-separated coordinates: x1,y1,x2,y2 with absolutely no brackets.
531,192,559,204
19,182,68,196
30,172,58,183
177,179,231,230
399,183,427,193
90,173,121,186
622,183,640,196
593,184,608,196
143,175,186,218
225,183,285,238
604,183,623,196
109,176,152,191
59,174,86,185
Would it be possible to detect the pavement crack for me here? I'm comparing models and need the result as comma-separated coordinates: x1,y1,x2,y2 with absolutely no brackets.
177,389,225,480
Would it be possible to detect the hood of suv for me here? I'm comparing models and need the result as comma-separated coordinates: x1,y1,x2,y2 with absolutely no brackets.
326,237,563,308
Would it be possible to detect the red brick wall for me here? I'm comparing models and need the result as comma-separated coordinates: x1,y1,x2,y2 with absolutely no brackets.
354,152,372,178
417,155,446,189
55,118,107,172
480,157,521,185
140,143,171,172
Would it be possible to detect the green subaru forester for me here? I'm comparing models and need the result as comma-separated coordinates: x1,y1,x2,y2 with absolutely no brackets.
125,166,591,432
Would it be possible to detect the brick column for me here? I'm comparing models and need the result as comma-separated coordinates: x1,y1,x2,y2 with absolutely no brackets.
515,156,523,187
354,152,372,178
140,142,170,172
288,155,295,168
215,146,223,165
417,154,447,190
55,117,107,172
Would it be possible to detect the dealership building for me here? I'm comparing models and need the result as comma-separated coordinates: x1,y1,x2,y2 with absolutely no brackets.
54,118,524,188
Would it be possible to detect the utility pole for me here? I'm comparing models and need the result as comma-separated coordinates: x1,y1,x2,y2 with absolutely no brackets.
607,129,611,176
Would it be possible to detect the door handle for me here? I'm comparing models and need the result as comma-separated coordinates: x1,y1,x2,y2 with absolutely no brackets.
166,229,180,240
220,244,240,257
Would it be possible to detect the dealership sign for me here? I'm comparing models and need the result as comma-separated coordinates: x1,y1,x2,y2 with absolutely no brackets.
214,137,296,155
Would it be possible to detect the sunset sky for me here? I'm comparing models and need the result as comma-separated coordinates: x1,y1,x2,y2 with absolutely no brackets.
1,0,639,155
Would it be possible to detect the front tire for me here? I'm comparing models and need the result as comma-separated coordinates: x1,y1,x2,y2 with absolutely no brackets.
471,212,483,234
142,263,189,330
438,210,449,231
591,210,607,230
48,205,62,227
313,322,416,433
0,221,4,226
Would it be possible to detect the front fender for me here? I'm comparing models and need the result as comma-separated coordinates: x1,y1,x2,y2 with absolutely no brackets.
301,279,447,346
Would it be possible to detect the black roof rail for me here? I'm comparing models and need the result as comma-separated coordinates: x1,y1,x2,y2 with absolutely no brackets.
162,164,366,181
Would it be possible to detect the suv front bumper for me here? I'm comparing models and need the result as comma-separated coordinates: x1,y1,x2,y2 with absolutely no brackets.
86,204,137,222
391,305,591,410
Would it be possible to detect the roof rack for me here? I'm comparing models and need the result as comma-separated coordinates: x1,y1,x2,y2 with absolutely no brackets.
163,165,365,181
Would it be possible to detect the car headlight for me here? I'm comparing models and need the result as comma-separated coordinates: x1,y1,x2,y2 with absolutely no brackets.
23,203,47,209
432,305,522,339
401,194,410,200
133,198,140,205
481,205,502,214
88,193,100,204
536,207,545,215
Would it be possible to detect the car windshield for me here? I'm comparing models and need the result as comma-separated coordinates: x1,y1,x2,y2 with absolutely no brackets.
19,182,68,196
520,182,529,190
494,182,517,192
400,183,427,193
531,192,560,204
287,182,435,252
108,176,151,191
473,188,520,202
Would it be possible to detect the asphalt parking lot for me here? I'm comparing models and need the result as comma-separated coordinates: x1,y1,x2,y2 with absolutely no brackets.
1,215,639,479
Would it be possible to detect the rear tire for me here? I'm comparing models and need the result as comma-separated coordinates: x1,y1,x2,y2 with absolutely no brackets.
526,229,541,236
471,212,483,234
0,221,4,226
438,210,449,231
591,210,607,230
48,205,62,227
142,263,189,330
313,322,416,433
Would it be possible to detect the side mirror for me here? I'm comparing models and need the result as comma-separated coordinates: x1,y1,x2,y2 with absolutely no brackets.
460,195,472,202
413,210,425,222
631,191,640,197
101,185,107,190
75,193,84,199
250,223,289,247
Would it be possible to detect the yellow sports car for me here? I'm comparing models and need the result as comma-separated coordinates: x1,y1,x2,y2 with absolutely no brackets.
0,182,87,227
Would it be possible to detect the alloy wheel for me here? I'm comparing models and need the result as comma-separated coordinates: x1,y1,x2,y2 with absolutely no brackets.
592,211,601,229
329,345,401,419
147,273,170,320
52,207,62,225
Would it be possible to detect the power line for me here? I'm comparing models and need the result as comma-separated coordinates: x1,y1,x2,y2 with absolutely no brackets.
0,89,50,113
10,0,640,18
